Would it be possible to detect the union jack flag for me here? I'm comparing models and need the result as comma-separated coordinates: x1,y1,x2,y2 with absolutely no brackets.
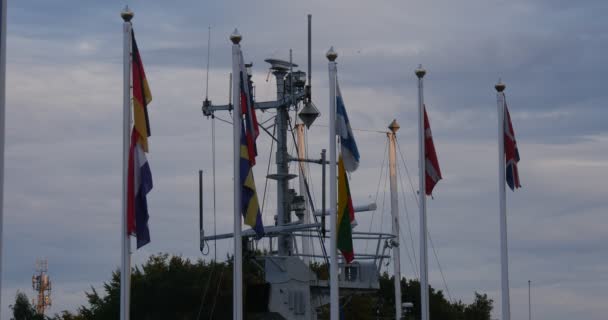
503,97,521,191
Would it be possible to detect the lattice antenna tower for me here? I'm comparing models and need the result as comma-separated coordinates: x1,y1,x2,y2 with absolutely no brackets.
32,258,52,315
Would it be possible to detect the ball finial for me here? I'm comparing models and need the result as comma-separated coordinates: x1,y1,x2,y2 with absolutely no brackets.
121,6,134,22
230,29,242,44
495,78,506,92
388,119,400,133
326,46,338,62
415,64,426,79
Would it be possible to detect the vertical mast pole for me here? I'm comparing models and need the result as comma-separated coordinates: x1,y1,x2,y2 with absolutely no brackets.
297,124,311,264
326,46,339,320
0,0,7,311
528,280,532,320
388,121,402,319
230,29,243,320
199,170,204,252
120,7,134,320
495,80,510,320
416,65,429,320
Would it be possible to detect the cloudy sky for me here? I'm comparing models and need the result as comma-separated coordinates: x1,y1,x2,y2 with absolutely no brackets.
2,1,607,319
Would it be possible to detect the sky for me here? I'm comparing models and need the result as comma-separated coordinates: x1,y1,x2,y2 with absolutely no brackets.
2,1,608,319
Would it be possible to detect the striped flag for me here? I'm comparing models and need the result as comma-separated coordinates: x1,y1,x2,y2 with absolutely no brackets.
236,45,263,237
337,156,355,263
127,31,153,248
336,82,360,172
424,106,442,195
130,31,152,152
504,99,521,190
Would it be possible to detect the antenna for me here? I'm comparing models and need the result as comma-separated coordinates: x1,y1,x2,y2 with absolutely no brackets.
228,73,232,106
204,26,212,100
307,14,311,90
32,259,51,316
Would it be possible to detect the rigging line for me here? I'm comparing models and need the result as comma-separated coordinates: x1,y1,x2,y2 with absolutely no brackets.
396,140,452,302
259,115,276,126
379,156,390,249
396,159,419,278
396,141,420,207
212,114,233,125
395,216,418,279
195,260,217,320
429,230,453,302
208,263,226,320
259,121,279,143
314,124,387,134
287,118,329,264
261,123,276,214
365,139,387,253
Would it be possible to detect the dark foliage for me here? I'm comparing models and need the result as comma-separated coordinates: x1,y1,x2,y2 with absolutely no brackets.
11,254,492,320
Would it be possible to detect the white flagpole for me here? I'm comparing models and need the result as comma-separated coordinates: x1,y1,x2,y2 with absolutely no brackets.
495,80,510,320
0,0,7,312
416,65,429,320
326,46,339,320
388,121,402,320
230,29,243,320
120,7,133,320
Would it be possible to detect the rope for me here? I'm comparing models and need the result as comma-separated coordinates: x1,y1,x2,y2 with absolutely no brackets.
395,140,453,302
195,260,217,320
261,123,276,214
396,157,420,279
211,114,232,125
314,124,387,134
208,263,226,319
365,139,387,253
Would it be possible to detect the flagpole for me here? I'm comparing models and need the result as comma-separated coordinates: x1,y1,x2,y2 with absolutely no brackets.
326,46,339,320
0,0,7,312
388,120,402,320
416,65,430,320
495,80,510,320
230,29,243,320
120,7,133,320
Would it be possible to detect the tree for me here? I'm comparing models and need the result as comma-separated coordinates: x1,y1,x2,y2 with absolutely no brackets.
464,292,493,320
10,291,45,320
33,253,492,319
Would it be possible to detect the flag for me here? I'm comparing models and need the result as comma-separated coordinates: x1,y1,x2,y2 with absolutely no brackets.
336,82,360,172
127,31,153,248
504,99,521,190
424,106,442,196
236,45,263,237
337,156,355,263
131,31,152,153
238,49,259,165
127,130,153,248
240,124,264,237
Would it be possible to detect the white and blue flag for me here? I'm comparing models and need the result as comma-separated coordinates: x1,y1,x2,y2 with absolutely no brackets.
336,82,360,172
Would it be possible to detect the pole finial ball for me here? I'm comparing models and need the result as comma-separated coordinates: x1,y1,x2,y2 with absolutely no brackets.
121,6,134,22
415,64,426,79
326,46,338,62
388,119,400,133
495,79,506,92
230,29,242,44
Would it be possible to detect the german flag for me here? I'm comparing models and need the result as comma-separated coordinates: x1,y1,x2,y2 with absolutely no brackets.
131,31,152,152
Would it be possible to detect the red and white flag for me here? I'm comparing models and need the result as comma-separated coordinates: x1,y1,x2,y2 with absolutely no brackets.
424,106,442,195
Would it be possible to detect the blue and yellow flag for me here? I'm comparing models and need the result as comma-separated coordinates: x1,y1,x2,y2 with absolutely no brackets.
240,123,264,237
